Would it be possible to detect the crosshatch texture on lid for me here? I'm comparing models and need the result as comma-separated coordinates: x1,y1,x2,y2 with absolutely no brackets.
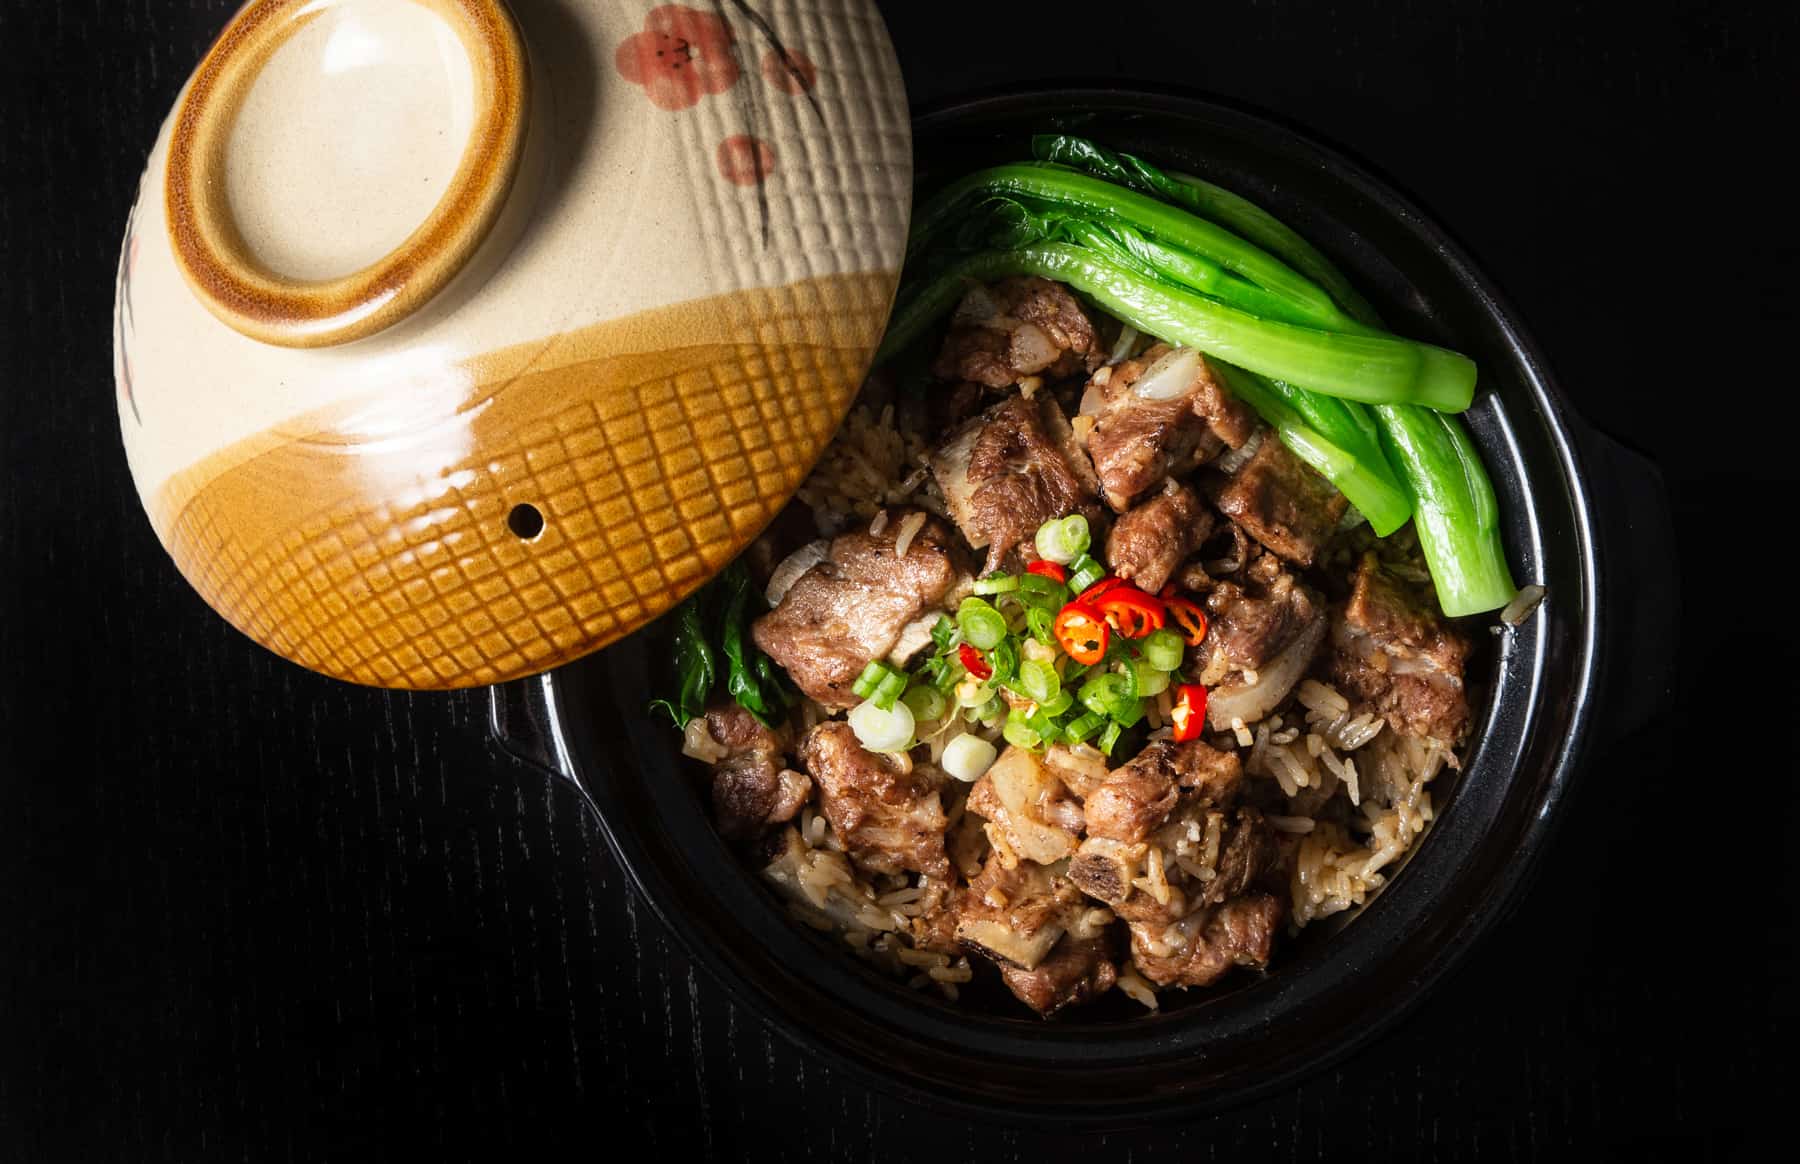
115,0,913,688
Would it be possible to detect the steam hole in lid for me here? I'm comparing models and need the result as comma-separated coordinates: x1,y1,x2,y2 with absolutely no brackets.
507,503,544,540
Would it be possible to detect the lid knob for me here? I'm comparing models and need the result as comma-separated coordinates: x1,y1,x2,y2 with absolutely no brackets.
163,0,529,348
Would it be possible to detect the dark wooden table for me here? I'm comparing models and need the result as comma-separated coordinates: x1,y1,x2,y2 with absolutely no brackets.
4,1,1795,1158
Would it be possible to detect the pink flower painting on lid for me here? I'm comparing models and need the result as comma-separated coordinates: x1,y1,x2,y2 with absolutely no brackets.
615,5,740,111
760,46,816,95
716,135,777,186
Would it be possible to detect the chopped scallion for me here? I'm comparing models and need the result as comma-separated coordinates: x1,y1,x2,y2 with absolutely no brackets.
1016,658,1061,706
957,597,1008,650
1034,514,1092,564
902,683,947,723
1068,556,1106,594
1141,628,1185,672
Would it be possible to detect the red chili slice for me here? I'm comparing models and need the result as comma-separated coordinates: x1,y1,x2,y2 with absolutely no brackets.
958,642,992,681
1170,683,1208,742
1095,588,1166,640
1079,575,1127,603
1025,559,1068,584
1163,594,1209,646
1052,602,1109,665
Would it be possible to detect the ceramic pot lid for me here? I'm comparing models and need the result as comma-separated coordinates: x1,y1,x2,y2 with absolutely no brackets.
113,0,911,689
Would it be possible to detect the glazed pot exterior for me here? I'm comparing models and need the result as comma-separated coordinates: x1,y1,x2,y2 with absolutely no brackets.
115,0,911,689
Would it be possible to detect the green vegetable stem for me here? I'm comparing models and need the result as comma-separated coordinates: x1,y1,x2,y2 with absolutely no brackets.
650,561,790,730
879,244,1476,411
1031,134,1384,326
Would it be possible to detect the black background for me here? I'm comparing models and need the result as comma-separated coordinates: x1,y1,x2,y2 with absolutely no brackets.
3,1,1796,1159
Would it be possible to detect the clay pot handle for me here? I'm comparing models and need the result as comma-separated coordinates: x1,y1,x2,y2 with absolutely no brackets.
164,0,528,348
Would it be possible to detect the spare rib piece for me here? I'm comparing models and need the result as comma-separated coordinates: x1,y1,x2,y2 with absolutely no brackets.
1082,344,1257,510
1211,434,1348,567
966,745,1084,866
930,393,1102,573
953,850,1085,971
700,702,808,839
1328,551,1473,742
1199,553,1328,729
932,278,1103,389
1128,892,1285,989
1195,806,1282,907
752,510,963,707
1070,741,1245,913
798,722,949,878
1105,480,1215,596
1082,739,1240,844
999,933,1119,1017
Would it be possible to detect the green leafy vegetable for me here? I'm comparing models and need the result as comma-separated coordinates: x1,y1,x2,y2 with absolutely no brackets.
1374,404,1518,616
886,135,1520,616
908,163,1344,325
718,562,789,726
647,595,716,731
950,194,1375,335
879,243,1476,411
1032,134,1383,326
650,560,789,729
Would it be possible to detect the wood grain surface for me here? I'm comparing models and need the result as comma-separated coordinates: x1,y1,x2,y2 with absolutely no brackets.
2,1,1795,1159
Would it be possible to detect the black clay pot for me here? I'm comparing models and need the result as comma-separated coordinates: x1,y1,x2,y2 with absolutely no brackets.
488,87,1677,1123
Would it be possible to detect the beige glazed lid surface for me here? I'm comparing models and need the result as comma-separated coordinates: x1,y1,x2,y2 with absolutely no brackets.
114,0,912,689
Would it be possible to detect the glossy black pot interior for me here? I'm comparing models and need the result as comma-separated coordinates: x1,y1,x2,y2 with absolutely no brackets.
491,89,1675,1122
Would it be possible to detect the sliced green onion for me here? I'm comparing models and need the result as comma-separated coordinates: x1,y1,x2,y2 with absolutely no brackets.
1026,604,1057,645
1141,628,1186,672
1038,689,1075,718
875,669,908,707
902,683,947,723
1025,706,1061,744
1003,709,1042,750
972,573,1020,596
1034,514,1091,564
1068,556,1106,595
1062,711,1104,744
942,733,999,783
851,659,903,706
1016,658,1061,705
1015,573,1067,607
1078,672,1140,720
957,678,996,708
957,597,1008,650
1110,697,1145,729
930,615,958,651
1134,663,1171,698
1078,673,1118,717
848,697,915,752
987,636,1020,684
1097,721,1124,756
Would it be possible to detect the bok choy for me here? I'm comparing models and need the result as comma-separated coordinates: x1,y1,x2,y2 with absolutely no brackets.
650,561,790,729
885,134,1520,615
